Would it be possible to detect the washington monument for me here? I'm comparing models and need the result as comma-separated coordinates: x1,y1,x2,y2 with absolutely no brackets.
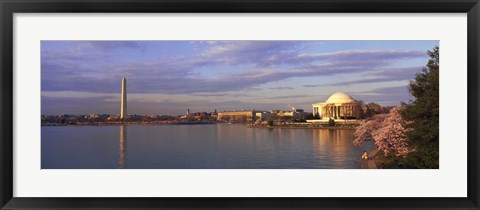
120,76,127,119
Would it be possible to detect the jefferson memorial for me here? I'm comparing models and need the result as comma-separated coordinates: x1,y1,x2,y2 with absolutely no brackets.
312,92,362,120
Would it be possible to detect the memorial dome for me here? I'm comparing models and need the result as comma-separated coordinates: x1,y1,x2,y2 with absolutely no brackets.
326,92,354,104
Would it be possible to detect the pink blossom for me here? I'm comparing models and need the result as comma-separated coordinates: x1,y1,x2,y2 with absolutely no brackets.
354,107,412,156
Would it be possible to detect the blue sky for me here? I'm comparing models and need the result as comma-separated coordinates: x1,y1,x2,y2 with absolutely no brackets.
41,40,438,115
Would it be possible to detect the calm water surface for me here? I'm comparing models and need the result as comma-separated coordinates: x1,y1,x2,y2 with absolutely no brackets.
41,124,373,169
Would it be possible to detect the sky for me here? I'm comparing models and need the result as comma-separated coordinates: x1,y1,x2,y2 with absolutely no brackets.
41,40,438,115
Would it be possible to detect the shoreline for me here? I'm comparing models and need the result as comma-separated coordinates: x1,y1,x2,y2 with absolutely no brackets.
247,125,357,130
41,122,216,127
41,122,359,129
360,148,379,169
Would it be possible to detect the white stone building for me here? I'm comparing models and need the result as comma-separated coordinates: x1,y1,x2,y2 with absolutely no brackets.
312,92,362,120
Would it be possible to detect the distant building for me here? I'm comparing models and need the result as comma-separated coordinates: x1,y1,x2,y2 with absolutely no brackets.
312,92,362,120
290,108,307,120
268,108,306,120
193,112,209,120
255,111,271,121
217,110,267,122
210,110,218,119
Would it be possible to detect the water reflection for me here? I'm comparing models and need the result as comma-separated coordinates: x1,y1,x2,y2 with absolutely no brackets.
119,125,127,168
42,124,373,169
311,129,360,168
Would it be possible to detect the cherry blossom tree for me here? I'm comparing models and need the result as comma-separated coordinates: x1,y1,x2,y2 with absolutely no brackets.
354,107,412,156
353,113,385,144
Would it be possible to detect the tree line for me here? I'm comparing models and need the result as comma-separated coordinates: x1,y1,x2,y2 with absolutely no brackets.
354,46,439,169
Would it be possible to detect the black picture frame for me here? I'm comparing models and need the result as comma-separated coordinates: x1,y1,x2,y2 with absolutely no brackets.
1,0,479,209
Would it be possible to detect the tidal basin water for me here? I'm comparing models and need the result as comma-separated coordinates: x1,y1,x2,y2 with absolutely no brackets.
41,124,374,169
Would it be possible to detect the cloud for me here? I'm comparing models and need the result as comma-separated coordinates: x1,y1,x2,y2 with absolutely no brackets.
43,40,428,94
42,59,425,95
191,93,231,97
41,41,434,114
41,41,143,64
202,44,426,68
41,96,118,115
206,41,296,54
269,86,294,90
350,85,412,105
191,93,249,97
41,91,118,99
303,66,423,87
267,95,312,99
85,41,143,50
298,49,425,62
